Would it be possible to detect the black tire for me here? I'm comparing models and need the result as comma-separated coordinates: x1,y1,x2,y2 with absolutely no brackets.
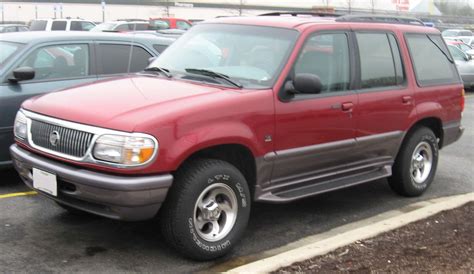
160,158,251,260
55,202,91,216
388,127,439,197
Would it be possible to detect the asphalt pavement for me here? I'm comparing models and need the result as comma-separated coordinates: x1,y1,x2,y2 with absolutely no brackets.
1,96,473,272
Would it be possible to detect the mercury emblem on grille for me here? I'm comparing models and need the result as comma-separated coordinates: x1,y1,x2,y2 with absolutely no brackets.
49,131,60,146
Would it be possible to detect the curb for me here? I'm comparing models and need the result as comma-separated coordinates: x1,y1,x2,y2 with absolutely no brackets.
227,192,474,273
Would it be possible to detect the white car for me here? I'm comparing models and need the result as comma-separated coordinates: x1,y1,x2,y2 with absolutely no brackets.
29,18,96,31
90,21,150,32
442,29,473,38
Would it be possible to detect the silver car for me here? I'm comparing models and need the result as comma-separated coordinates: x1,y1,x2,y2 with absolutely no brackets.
448,44,474,90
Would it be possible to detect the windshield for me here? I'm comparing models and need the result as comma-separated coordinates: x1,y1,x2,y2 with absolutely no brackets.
150,23,298,88
29,20,47,31
90,22,117,32
0,41,23,66
459,43,472,52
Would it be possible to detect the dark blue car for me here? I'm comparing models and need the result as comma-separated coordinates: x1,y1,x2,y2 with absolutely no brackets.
0,31,174,167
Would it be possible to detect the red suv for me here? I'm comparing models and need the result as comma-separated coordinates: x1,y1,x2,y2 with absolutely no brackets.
10,14,464,260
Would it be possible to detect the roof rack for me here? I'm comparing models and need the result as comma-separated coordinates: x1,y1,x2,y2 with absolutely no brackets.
336,15,425,26
259,12,342,18
116,18,148,22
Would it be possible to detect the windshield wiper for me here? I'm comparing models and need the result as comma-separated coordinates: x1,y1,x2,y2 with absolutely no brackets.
143,66,172,78
185,68,243,88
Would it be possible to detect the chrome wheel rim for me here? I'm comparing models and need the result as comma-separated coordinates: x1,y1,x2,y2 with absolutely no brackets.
193,183,238,242
410,141,433,184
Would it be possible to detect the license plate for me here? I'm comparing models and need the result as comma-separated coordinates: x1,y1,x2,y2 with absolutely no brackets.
33,168,57,197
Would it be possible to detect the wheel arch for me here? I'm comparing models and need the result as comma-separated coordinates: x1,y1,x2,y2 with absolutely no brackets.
175,143,257,197
405,116,444,149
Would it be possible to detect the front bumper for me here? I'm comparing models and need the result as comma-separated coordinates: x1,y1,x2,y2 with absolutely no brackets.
10,144,173,221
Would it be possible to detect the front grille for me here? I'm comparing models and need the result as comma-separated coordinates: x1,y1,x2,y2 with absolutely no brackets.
30,120,94,158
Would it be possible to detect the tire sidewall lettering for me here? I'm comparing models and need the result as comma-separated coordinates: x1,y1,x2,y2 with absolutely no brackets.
188,217,231,252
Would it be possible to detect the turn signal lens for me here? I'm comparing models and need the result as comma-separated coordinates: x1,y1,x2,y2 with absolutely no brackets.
461,88,465,113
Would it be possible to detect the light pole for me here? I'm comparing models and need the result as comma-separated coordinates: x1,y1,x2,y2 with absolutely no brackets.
101,0,105,22
1,4,4,24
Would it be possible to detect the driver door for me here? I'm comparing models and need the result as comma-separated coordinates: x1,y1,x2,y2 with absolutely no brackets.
271,31,358,189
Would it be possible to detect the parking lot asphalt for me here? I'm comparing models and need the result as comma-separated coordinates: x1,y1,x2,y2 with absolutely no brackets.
1,95,473,272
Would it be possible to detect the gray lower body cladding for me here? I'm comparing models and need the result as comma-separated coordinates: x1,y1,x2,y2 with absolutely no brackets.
254,122,463,203
10,144,173,221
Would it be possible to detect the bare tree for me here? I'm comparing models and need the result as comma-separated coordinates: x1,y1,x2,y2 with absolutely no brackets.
347,0,352,14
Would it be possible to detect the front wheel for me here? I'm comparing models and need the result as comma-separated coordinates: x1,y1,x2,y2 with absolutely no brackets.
160,159,251,260
388,127,439,197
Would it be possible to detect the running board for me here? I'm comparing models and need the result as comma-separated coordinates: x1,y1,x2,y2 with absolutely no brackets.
258,165,392,203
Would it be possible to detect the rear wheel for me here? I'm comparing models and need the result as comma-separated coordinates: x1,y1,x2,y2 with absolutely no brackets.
160,159,251,260
388,127,439,197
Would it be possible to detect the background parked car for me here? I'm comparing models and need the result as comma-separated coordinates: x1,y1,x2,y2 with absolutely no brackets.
29,18,96,31
442,29,473,38
448,44,474,90
149,17,192,30
0,24,29,33
446,40,474,58
132,29,186,39
0,31,174,167
91,21,150,32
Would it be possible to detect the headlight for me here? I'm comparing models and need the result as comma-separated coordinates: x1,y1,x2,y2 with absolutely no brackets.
92,134,157,166
14,111,28,140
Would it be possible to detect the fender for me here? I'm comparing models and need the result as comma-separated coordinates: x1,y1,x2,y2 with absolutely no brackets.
161,121,264,171
411,101,445,127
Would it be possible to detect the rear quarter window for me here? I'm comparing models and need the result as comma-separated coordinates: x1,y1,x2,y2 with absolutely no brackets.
405,34,460,87
98,44,152,74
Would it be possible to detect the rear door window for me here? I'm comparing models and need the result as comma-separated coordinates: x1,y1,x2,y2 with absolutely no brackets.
405,34,459,86
97,44,153,74
51,21,67,31
356,32,404,89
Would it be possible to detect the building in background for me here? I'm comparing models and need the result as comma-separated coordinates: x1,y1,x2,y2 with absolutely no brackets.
0,0,473,24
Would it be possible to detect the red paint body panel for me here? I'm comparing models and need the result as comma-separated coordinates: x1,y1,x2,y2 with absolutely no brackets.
22,75,274,175
19,17,464,176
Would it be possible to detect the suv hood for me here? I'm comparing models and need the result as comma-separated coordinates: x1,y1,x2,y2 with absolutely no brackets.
23,75,229,132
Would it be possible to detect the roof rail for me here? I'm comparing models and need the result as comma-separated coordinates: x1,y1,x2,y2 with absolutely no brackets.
336,15,425,26
259,12,342,18
116,18,148,22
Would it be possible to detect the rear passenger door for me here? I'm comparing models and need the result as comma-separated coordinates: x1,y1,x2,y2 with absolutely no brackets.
352,30,414,165
94,42,155,77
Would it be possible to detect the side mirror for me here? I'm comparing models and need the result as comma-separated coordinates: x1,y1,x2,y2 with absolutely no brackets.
8,67,35,83
148,56,158,65
292,73,322,94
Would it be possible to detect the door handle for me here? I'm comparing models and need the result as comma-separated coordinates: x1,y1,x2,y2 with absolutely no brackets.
402,95,413,104
341,102,354,111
